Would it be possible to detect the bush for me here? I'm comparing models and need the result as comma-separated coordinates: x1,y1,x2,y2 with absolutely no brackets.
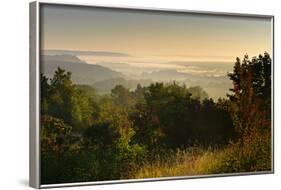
219,132,271,173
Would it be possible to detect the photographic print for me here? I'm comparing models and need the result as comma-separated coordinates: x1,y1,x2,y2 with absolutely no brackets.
31,2,273,187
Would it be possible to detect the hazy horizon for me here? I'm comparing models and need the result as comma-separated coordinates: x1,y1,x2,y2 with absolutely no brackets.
41,4,272,99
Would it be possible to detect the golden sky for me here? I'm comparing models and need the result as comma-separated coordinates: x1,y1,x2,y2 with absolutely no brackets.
41,4,272,61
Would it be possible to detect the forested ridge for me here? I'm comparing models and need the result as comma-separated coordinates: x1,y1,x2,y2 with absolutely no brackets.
40,53,271,184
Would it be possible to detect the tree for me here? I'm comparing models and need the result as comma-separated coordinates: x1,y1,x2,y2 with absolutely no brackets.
187,86,209,101
227,53,271,137
111,85,135,109
41,73,50,115
83,101,146,180
131,82,235,149
132,84,146,104
223,53,272,172
43,67,94,129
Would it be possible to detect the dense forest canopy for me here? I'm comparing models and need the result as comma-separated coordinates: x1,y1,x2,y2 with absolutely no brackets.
40,53,272,184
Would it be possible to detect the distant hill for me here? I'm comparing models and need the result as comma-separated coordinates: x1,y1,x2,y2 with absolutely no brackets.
40,54,233,99
41,55,124,84
141,69,189,81
140,69,232,99
92,77,153,93
43,49,130,57
42,54,87,64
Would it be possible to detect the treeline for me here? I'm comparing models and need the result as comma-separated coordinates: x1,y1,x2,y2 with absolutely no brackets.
40,53,271,184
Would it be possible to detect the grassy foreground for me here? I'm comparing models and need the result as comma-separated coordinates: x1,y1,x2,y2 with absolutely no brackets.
134,137,271,179
134,148,223,178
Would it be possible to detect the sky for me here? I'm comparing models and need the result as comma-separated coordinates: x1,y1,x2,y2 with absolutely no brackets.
41,4,272,62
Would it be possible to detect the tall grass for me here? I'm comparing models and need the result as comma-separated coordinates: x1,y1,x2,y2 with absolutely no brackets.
134,147,221,178
134,135,271,179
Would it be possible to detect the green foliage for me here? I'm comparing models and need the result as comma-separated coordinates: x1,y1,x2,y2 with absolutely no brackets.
219,133,271,173
41,115,86,184
40,51,272,185
225,52,272,172
131,82,235,149
111,84,136,109
228,52,271,102
76,84,98,100
41,67,94,129
187,86,209,101
40,74,50,115
41,115,73,153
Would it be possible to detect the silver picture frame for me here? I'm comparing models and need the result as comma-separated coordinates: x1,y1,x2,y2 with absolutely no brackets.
30,1,274,188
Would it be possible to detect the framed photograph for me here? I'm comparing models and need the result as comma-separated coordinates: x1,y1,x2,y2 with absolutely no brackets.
30,1,274,188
